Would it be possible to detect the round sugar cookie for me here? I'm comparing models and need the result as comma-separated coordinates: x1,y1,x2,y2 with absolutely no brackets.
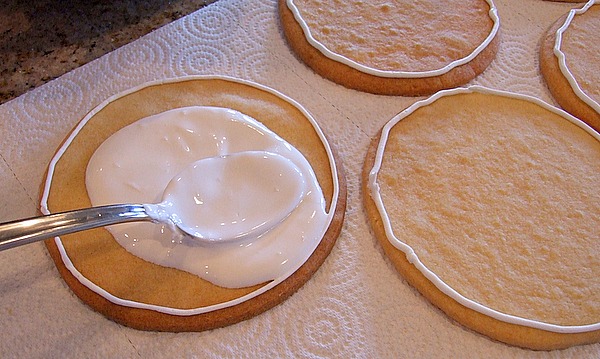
363,87,600,350
540,0,600,133
279,0,500,96
41,76,346,331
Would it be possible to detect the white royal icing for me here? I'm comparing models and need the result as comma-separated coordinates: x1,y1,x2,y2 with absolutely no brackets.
40,76,340,316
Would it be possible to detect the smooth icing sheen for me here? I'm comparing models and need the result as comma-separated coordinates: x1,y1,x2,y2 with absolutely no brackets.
85,106,328,289
286,0,499,78
39,76,340,316
368,86,600,334
145,151,306,242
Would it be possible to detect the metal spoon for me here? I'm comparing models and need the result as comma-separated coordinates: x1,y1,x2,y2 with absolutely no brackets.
0,204,153,251
0,152,305,252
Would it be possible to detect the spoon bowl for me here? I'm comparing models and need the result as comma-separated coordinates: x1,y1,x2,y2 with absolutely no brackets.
0,151,306,251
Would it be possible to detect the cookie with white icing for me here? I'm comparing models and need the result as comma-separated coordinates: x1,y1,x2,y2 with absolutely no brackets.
540,0,600,133
42,76,346,331
363,87,600,349
279,0,500,96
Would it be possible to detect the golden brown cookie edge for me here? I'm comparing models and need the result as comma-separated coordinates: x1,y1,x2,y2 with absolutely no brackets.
361,131,600,350
539,11,600,133
43,77,347,332
278,0,500,96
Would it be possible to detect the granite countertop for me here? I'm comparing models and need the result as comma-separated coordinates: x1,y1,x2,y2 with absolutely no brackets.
0,0,218,105
1,0,599,357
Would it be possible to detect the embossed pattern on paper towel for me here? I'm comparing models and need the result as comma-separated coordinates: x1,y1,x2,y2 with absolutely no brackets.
0,0,599,357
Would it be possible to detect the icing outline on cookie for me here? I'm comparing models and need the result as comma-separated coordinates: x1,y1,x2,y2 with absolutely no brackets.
286,0,500,78
368,85,600,333
554,0,600,114
40,75,340,316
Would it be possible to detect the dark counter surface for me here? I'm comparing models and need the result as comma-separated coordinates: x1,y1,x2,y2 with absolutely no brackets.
0,0,218,104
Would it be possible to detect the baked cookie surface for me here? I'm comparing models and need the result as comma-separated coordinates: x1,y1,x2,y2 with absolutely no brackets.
540,0,600,132
41,76,346,331
279,0,499,96
363,87,600,349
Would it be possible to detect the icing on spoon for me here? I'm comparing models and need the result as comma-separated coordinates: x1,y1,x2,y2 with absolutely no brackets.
0,151,305,250
147,151,306,242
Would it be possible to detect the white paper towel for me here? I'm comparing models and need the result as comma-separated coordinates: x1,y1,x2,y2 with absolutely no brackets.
0,0,598,357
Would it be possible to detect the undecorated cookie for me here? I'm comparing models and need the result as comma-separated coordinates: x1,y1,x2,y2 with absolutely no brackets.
540,0,600,132
279,0,500,96
363,86,600,350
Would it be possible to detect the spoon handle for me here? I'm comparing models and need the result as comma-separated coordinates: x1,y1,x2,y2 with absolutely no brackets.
0,204,152,251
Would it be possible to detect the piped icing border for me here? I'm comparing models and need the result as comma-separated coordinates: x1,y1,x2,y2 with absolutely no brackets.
554,0,600,114
367,85,600,333
40,75,340,316
286,0,500,78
